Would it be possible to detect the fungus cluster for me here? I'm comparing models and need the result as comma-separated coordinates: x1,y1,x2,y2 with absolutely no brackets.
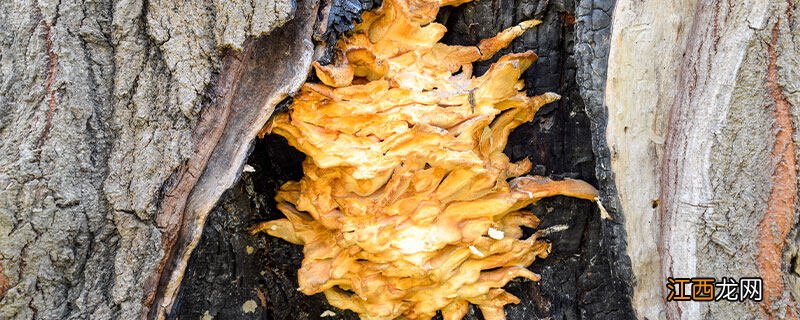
252,0,599,319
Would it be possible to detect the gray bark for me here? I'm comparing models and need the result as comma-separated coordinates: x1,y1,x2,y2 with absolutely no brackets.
0,0,293,318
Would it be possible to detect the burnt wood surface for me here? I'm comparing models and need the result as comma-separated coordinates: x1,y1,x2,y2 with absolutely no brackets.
173,0,635,319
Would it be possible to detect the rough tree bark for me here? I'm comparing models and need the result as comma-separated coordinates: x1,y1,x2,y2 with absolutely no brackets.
0,0,297,318
1,0,797,319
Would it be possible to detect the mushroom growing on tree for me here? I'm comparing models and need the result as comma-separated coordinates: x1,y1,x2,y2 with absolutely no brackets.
2,0,796,318
252,0,600,319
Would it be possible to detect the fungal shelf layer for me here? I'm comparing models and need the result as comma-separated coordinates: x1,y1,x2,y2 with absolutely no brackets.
252,0,599,319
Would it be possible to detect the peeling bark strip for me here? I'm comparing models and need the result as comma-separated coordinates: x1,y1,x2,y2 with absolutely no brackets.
757,19,798,320
141,44,251,320
143,0,320,318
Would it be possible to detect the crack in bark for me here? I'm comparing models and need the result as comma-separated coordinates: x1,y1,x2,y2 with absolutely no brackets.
34,19,59,157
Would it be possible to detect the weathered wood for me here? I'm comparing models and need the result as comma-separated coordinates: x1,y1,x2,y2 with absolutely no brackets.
607,0,800,319
605,0,696,317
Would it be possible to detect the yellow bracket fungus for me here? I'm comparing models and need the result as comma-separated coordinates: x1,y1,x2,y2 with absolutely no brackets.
252,0,599,319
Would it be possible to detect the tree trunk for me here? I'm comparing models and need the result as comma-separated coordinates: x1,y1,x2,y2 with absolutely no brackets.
607,0,800,319
0,0,298,318
1,0,798,320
